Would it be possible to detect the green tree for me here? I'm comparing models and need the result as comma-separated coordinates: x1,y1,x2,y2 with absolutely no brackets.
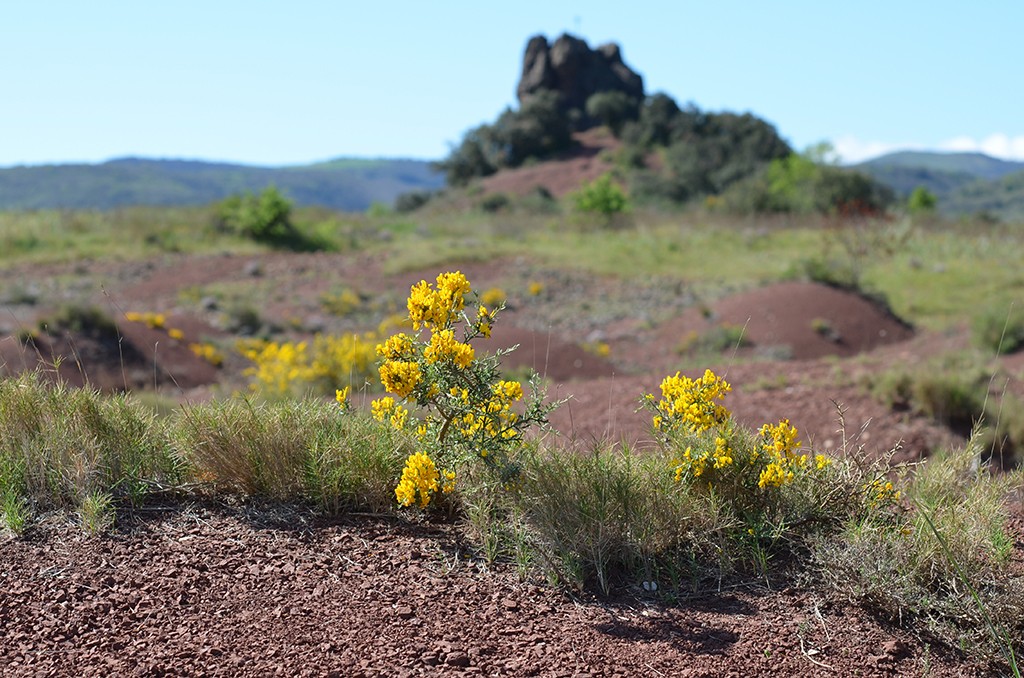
573,173,629,221
214,186,322,250
908,185,938,213
585,91,640,137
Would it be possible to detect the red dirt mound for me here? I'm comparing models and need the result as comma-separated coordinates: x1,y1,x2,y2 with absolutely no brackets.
487,324,616,381
0,314,224,392
653,281,913,363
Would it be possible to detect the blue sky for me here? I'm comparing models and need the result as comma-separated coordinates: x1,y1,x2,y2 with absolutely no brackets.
3,1,1022,167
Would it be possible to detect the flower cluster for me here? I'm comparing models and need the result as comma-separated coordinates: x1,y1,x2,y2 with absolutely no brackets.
424,329,474,368
125,311,167,329
407,271,471,330
394,452,455,508
125,311,201,358
756,419,804,489
239,331,378,398
371,396,408,430
335,386,350,411
650,369,732,435
369,271,558,509
643,369,833,497
189,342,224,367
866,477,901,508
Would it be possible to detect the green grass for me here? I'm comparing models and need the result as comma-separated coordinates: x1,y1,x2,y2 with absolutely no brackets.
0,371,180,529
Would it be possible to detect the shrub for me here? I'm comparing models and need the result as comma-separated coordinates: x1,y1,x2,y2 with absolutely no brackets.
42,304,119,339
368,271,560,510
238,332,379,399
868,355,989,436
215,186,294,241
394,190,433,213
812,434,1024,669
585,91,640,137
572,173,629,221
973,303,1024,355
676,324,750,355
908,185,938,213
479,193,511,213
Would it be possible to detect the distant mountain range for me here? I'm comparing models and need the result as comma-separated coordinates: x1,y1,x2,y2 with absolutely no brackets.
0,157,444,212
856,151,1024,221
3,149,1024,221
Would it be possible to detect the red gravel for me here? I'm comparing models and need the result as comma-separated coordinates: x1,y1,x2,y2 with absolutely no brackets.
0,505,985,677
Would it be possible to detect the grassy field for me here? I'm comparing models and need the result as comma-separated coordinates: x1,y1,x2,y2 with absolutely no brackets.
6,203,1024,334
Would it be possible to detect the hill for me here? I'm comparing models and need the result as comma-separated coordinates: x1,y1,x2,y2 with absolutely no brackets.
0,157,444,212
857,150,1024,220
860,150,1024,181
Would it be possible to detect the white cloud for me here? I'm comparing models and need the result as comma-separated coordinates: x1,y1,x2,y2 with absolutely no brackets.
830,136,916,164
938,133,1024,160
831,133,1024,165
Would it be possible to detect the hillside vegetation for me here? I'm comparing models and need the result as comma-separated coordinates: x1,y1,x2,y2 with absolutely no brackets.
0,157,443,212
858,151,1024,221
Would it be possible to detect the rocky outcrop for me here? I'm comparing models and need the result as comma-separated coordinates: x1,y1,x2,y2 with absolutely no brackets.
516,33,644,128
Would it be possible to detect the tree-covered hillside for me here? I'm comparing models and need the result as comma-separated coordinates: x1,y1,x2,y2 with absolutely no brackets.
857,151,1024,220
0,158,443,212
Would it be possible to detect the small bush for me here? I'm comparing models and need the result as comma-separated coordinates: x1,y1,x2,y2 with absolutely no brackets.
394,190,433,213
42,304,119,339
677,324,750,355
812,435,1023,669
572,173,629,223
238,332,379,399
973,304,1024,355
869,356,989,435
215,186,325,251
479,193,511,213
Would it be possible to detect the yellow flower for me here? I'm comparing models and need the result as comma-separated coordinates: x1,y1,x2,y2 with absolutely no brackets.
759,419,801,458
481,287,506,308
335,386,350,409
528,281,544,296
379,360,421,398
441,470,457,494
390,404,409,430
376,332,413,360
424,329,475,368
493,380,523,401
651,369,732,434
407,280,435,330
168,328,185,341
814,454,831,470
371,396,396,422
477,306,493,338
395,452,440,508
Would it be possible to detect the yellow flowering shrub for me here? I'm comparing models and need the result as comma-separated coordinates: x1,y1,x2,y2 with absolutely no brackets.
125,311,167,329
189,342,225,367
368,270,559,509
643,368,844,526
239,331,378,398
480,287,506,308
